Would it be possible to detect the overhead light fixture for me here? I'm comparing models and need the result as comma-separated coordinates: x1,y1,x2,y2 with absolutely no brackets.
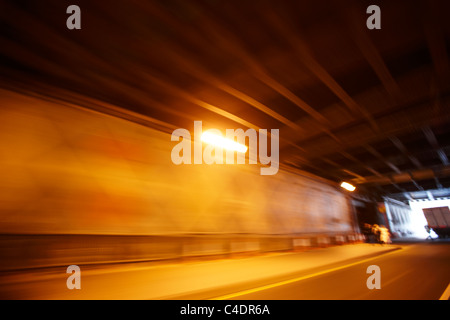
201,131,248,153
340,182,356,192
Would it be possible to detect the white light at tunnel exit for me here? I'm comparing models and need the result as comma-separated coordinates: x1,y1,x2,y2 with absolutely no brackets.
201,131,248,153
340,182,356,192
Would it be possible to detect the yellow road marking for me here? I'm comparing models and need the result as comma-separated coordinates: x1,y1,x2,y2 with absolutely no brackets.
211,247,404,300
439,282,450,300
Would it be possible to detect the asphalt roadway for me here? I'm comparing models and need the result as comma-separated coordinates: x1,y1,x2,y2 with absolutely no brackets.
209,241,450,300
0,240,449,300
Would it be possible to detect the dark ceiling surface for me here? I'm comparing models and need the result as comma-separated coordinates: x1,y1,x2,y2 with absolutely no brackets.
1,0,449,203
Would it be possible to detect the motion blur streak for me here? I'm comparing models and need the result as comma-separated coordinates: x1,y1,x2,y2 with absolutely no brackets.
0,89,355,274
1,0,449,300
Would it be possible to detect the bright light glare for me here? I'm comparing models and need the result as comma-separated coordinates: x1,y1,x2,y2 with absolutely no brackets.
201,131,248,153
409,199,450,238
340,182,356,192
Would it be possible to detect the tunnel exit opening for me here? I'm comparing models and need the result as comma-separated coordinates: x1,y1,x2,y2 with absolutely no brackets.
409,199,450,239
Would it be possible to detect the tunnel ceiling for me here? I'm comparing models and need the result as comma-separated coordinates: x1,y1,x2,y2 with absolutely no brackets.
1,0,450,203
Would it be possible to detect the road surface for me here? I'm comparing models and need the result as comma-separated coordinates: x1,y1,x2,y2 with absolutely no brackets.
208,242,450,300
0,241,448,300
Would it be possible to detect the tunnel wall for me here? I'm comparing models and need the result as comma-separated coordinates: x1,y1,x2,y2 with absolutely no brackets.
0,89,359,269
383,198,413,237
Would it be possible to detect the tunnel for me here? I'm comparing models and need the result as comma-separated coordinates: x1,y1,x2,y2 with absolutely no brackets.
0,0,449,302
